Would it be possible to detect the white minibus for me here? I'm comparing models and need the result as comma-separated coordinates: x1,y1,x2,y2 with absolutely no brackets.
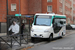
31,13,66,41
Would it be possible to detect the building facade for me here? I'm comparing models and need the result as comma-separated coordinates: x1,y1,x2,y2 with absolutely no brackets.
1,0,75,33
0,0,74,24
58,0,72,24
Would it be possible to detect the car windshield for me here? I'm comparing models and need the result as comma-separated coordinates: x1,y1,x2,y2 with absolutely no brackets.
34,15,52,26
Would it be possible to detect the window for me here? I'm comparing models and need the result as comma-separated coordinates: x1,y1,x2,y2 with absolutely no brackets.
59,0,62,3
59,7,62,12
47,6,52,12
74,1,75,4
67,18,70,24
11,4,16,11
65,2,71,8
34,15,52,26
69,0,72,2
53,19,61,33
47,0,52,2
53,19,66,33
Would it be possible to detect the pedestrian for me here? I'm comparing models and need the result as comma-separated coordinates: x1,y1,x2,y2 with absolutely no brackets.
8,20,20,36
21,23,25,37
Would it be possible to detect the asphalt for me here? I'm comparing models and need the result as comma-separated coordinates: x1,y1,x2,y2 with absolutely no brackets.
28,32,75,50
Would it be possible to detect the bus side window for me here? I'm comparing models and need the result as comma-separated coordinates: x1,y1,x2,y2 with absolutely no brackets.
59,21,66,26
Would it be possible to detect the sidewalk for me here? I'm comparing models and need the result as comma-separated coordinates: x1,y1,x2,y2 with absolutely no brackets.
0,33,6,36
66,30,75,34
0,33,32,50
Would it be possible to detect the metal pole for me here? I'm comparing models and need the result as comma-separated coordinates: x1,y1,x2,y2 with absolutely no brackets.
0,22,1,33
19,0,21,46
19,0,21,35
29,18,30,35
7,0,8,35
7,17,9,35
0,40,1,50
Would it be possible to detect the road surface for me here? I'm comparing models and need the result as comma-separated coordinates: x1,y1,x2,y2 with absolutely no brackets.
28,33,75,50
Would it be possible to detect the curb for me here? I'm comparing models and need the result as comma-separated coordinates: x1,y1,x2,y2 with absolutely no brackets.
16,41,47,50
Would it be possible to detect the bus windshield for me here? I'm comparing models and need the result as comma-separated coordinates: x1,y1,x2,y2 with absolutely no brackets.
34,15,52,26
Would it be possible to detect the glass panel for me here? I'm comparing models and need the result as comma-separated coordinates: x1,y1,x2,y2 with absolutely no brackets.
34,15,52,26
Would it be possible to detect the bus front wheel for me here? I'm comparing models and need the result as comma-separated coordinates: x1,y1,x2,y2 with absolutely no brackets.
48,35,53,41
61,32,64,38
31,37,35,42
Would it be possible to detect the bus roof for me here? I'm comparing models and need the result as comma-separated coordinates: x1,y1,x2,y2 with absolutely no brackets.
35,13,66,18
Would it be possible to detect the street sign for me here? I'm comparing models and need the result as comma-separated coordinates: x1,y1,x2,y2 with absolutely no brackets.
15,14,21,16
26,15,31,18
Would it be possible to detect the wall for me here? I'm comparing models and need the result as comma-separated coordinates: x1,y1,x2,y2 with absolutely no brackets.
28,0,42,14
20,0,28,15
0,0,6,22
42,0,57,13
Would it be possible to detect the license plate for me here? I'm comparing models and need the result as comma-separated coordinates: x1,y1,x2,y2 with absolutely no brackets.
35,35,40,37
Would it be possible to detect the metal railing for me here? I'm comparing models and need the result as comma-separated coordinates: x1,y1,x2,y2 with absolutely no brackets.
0,34,29,50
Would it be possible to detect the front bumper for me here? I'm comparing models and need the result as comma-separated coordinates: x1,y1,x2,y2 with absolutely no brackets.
31,32,50,38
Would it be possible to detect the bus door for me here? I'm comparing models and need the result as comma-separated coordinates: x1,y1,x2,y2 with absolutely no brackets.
53,18,63,33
